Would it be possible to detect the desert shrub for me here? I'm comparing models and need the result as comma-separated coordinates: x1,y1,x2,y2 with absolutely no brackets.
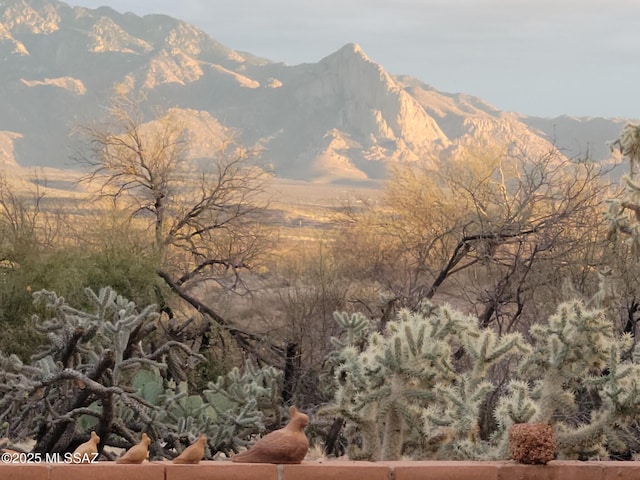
0,244,164,359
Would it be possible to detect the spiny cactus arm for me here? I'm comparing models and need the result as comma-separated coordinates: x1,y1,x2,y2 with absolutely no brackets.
429,304,474,340
554,412,611,459
117,393,156,428
46,405,101,426
346,416,381,461
112,418,142,446
212,398,265,448
493,381,539,430
377,337,412,373
604,199,630,240
35,368,133,395
463,330,529,380
56,326,86,367
533,371,577,424
379,401,405,460
31,289,67,311
334,353,372,390
424,376,493,446
396,387,437,406
31,311,65,333
160,387,190,409
227,399,264,429
0,353,43,381
358,385,392,406
34,349,115,453
109,305,159,368
84,286,119,320
205,361,281,408
529,301,614,375
333,311,371,345
117,357,167,371
623,173,640,199
320,400,382,460
612,123,640,159
176,416,197,437
146,340,206,363
486,332,530,363
530,325,571,370
488,380,540,459
319,402,366,425
121,390,156,411
203,378,235,406
591,355,640,419
402,321,427,357
423,405,457,428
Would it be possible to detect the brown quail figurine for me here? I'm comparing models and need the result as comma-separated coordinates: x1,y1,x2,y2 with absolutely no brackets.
116,432,151,464
172,434,207,464
72,431,100,463
232,406,309,464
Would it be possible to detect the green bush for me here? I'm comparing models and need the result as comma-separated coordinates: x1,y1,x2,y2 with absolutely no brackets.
0,244,164,359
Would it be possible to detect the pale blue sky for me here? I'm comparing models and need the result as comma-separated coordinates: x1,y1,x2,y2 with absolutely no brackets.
68,0,640,119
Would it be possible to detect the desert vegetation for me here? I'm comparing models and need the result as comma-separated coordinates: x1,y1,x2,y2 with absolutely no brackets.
1,94,640,462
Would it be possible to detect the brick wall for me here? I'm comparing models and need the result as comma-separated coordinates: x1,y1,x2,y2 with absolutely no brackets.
1,460,640,480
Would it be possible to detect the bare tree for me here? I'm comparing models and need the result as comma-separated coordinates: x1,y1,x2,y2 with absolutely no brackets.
334,147,610,332
0,172,52,259
76,93,277,359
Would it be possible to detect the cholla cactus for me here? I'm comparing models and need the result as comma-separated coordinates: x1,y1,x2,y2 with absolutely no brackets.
0,286,204,456
612,123,640,164
323,292,640,460
201,360,282,454
323,303,528,460
0,286,284,460
606,123,640,253
422,323,529,459
491,380,539,458
516,300,640,459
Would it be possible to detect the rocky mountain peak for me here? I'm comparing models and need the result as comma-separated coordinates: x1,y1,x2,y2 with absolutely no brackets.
0,0,627,183
325,42,369,61
310,43,451,158
1,0,60,33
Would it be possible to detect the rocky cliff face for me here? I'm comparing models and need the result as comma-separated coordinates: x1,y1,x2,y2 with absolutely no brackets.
0,0,630,183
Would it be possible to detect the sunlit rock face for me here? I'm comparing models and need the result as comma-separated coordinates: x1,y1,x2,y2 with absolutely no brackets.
0,0,627,181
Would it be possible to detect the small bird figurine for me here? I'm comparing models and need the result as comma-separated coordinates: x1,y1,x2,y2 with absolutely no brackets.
232,406,309,464
72,431,100,463
172,434,207,464
116,432,151,464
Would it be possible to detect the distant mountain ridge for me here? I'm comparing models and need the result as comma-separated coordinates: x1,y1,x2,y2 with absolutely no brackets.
0,0,634,182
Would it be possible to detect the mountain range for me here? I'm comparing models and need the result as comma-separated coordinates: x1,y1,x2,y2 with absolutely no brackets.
0,0,634,183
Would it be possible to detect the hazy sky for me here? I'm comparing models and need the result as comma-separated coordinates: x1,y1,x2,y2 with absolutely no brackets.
68,0,640,119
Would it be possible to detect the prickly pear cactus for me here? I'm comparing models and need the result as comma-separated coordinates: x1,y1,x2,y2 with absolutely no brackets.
150,359,283,457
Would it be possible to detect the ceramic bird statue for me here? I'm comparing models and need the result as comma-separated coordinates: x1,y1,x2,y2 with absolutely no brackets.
172,434,207,464
116,432,151,464
72,431,100,463
232,406,309,464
